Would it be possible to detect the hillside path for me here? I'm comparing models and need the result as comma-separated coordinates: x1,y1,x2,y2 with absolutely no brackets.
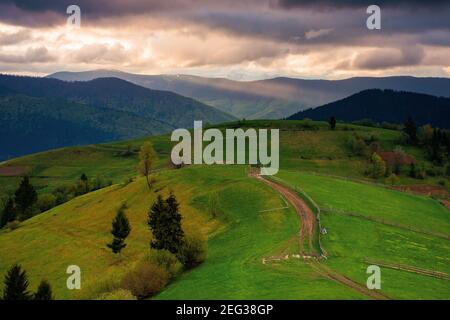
253,173,316,255
251,172,390,300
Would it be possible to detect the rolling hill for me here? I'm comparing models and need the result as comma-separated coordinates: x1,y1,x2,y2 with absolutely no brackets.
288,89,450,128
0,120,448,300
0,75,235,160
49,70,450,120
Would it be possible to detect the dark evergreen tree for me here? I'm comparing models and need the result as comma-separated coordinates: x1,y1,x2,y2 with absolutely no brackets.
0,197,16,228
148,193,184,254
328,116,336,130
2,264,32,300
14,176,37,217
80,173,89,193
403,117,418,145
409,163,416,178
430,128,444,164
107,204,131,254
34,280,53,300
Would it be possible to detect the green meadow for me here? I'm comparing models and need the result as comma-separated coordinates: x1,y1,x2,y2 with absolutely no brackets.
0,120,449,299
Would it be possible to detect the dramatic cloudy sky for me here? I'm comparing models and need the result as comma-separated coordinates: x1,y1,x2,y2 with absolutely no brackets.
0,0,449,80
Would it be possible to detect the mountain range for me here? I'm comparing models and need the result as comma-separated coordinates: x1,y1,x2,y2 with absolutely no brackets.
0,75,234,160
288,89,450,128
49,70,450,120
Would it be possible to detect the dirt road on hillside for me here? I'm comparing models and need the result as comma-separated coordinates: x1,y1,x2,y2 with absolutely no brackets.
252,172,390,300
254,174,316,256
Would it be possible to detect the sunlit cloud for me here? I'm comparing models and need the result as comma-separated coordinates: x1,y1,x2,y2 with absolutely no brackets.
0,1,449,79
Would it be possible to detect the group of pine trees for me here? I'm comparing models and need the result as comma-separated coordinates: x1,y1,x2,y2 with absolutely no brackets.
106,192,184,256
0,172,115,229
148,193,184,254
1,264,53,300
105,142,205,270
0,176,37,228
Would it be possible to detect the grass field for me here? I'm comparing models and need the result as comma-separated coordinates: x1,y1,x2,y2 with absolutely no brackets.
0,165,372,299
0,120,449,299
274,170,450,299
1,120,448,196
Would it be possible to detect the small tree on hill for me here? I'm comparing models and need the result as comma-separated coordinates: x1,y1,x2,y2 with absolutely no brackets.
0,197,16,228
14,176,37,218
370,152,386,178
385,173,399,185
138,142,157,190
148,193,184,254
34,280,53,300
2,264,32,300
329,116,336,130
107,204,131,254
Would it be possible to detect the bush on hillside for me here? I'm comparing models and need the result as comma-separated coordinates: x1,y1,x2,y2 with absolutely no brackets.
369,153,386,178
7,220,20,231
97,289,136,300
52,185,74,205
37,194,57,212
347,136,368,157
177,234,208,270
385,174,400,185
146,250,182,280
121,263,169,299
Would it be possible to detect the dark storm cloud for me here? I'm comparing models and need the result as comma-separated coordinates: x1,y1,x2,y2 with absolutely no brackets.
354,46,425,69
277,0,450,9
1,0,449,36
0,0,449,72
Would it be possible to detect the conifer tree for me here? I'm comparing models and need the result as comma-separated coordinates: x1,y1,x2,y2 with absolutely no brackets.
14,176,37,217
0,197,16,228
403,117,418,145
329,116,336,130
2,264,32,300
107,204,131,254
34,280,53,300
148,193,184,254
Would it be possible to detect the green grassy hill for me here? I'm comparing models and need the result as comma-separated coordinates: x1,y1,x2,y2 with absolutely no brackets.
0,120,449,299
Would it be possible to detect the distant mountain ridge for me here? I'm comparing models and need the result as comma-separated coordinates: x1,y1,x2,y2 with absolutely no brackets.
288,89,450,128
49,70,450,120
0,74,235,160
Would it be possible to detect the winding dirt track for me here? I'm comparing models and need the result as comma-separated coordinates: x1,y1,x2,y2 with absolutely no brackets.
252,173,390,300
254,174,316,255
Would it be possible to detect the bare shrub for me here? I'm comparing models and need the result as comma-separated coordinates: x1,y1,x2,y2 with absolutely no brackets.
121,263,168,299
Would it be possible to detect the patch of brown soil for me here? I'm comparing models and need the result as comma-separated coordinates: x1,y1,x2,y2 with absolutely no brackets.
392,184,450,199
440,200,450,210
379,151,415,168
0,165,30,177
